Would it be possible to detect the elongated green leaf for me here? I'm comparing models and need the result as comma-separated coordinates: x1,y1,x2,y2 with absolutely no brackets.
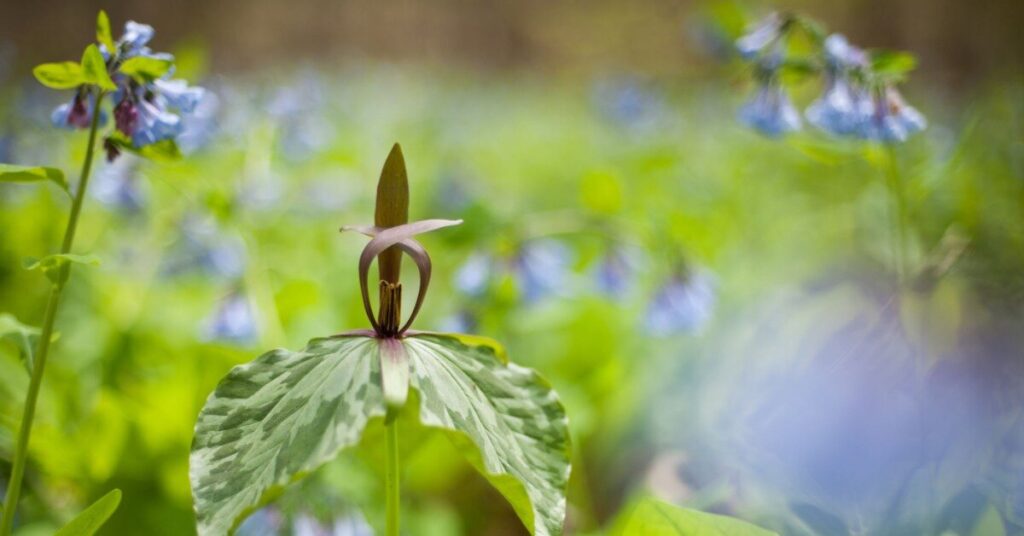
190,335,386,536
0,313,41,374
54,488,122,536
119,56,173,83
96,10,115,52
24,253,100,284
81,44,116,90
33,62,85,89
0,163,68,194
404,333,571,536
615,498,777,536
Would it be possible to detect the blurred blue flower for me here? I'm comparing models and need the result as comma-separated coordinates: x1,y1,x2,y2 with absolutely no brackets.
437,309,478,333
515,239,573,303
806,78,873,137
454,252,492,296
120,21,155,53
203,291,258,344
163,217,247,279
91,154,145,212
331,514,373,536
235,506,282,536
153,78,204,113
739,83,801,137
176,89,220,155
646,271,716,335
130,98,183,147
736,12,785,59
858,87,927,143
594,246,640,299
591,77,664,131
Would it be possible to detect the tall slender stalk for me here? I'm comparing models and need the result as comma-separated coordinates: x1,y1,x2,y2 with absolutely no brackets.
883,145,910,284
1,91,105,536
385,419,400,536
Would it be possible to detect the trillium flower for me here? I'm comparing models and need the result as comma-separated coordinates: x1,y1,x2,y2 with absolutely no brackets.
736,12,785,59
739,83,802,137
646,271,716,336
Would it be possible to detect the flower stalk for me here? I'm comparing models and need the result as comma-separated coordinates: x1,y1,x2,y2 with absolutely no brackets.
1,91,106,536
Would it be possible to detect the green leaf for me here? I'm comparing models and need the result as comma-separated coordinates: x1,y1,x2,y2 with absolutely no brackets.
615,498,778,536
54,488,122,536
80,44,116,90
870,50,918,82
0,313,40,374
191,332,571,536
0,163,68,194
32,62,85,89
96,10,115,52
404,333,571,536
24,254,100,284
190,335,387,536
118,56,173,83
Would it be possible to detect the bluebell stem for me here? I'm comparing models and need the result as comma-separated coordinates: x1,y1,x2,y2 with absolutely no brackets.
646,270,716,335
203,290,258,344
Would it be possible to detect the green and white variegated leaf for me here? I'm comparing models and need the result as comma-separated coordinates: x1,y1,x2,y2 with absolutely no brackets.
190,335,386,536
191,331,570,536
404,333,572,536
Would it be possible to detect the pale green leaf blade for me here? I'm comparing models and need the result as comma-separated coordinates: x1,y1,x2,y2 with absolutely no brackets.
80,44,116,91
54,488,122,536
32,62,85,89
118,56,174,83
96,10,115,52
616,498,777,536
404,333,571,536
0,313,41,374
190,335,385,536
0,163,68,194
24,254,100,284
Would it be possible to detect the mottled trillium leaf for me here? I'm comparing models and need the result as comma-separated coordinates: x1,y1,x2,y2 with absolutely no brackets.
96,10,116,52
191,331,570,536
190,335,387,536
23,254,100,284
119,56,174,83
80,44,116,91
404,333,571,536
0,163,69,194
614,498,777,536
32,62,86,89
54,488,122,536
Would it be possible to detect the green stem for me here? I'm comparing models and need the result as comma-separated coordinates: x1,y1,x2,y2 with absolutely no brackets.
1,91,105,536
883,145,909,285
385,418,400,536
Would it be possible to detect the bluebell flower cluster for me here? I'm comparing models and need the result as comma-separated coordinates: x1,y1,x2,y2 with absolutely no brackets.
735,14,926,142
203,291,258,344
48,18,206,160
646,270,716,336
453,239,573,304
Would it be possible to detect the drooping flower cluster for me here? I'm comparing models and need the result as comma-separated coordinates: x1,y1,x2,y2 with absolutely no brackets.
48,16,205,161
735,13,926,142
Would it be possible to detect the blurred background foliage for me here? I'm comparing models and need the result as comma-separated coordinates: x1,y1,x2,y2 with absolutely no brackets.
1,0,1023,535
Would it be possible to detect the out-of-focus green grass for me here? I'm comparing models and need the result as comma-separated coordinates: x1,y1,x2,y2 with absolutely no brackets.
1,65,1022,535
